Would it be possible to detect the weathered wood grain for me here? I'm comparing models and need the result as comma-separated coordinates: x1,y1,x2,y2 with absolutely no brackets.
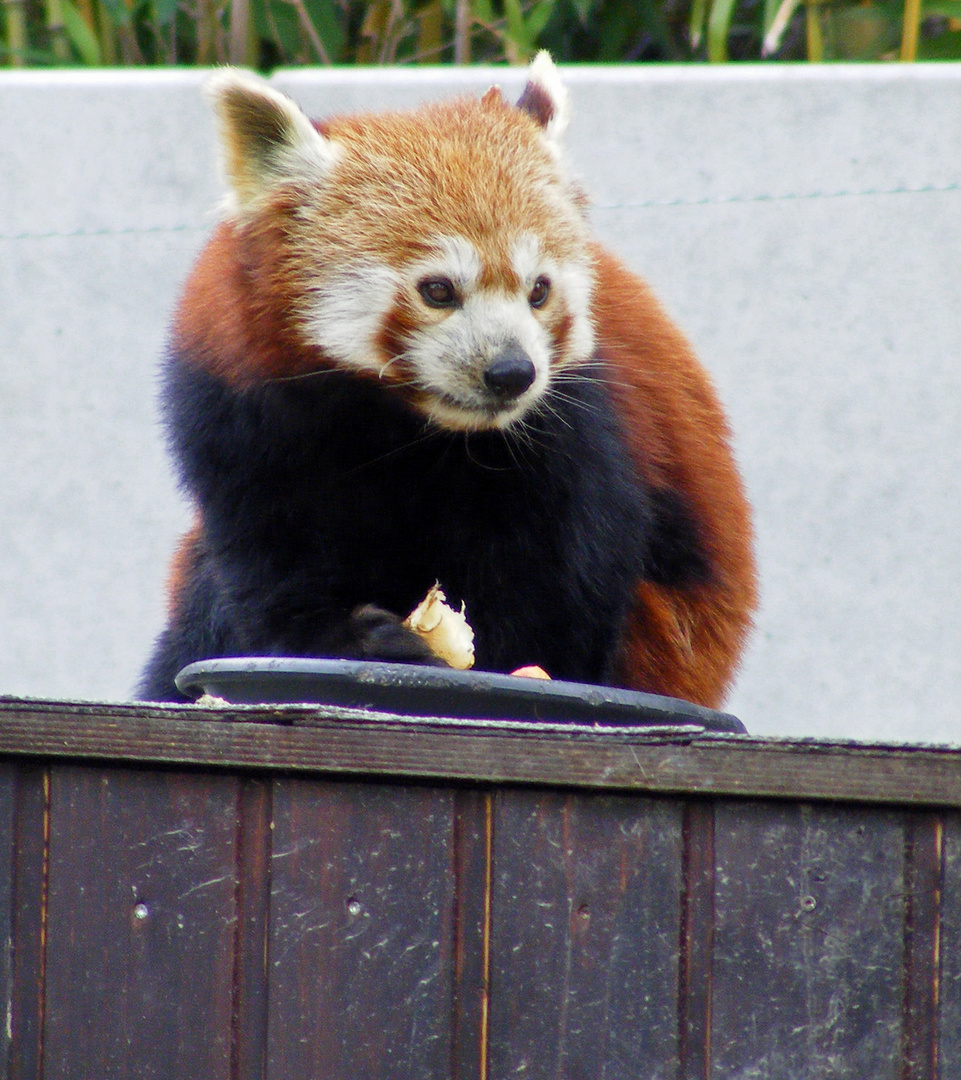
0,766,13,1074
450,789,490,1080
3,698,961,808
8,765,48,1080
678,800,714,1080
937,813,961,1078
42,766,240,1080
232,777,273,1080
265,779,456,1079
902,812,943,1080
0,699,959,1078
711,801,906,1080
487,791,684,1079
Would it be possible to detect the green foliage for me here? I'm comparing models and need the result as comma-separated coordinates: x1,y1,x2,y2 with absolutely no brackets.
4,0,961,67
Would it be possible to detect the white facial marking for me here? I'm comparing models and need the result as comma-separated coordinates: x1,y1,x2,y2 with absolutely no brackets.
410,235,482,297
555,255,596,364
302,262,401,373
511,233,543,291
512,233,595,367
405,286,554,430
386,232,598,430
301,232,595,432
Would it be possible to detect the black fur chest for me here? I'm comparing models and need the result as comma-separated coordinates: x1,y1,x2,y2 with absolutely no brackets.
165,359,653,682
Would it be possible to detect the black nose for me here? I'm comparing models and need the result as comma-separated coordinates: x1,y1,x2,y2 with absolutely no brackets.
483,345,536,399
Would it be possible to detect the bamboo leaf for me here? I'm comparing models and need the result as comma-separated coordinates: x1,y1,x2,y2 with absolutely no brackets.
95,0,118,63
922,0,961,15
150,0,178,28
804,0,823,61
590,0,671,59
525,0,556,40
255,0,301,59
706,0,739,60
502,0,530,50
690,0,708,49
762,0,802,54
302,0,346,61
917,26,961,55
3,0,30,66
762,0,782,34
60,0,103,61
416,0,444,61
98,0,132,28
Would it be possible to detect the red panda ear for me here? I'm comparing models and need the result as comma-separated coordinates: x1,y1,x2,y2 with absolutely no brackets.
205,68,339,217
515,51,570,146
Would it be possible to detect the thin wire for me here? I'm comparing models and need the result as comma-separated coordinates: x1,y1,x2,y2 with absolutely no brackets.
591,180,961,211
0,222,209,243
1,180,958,243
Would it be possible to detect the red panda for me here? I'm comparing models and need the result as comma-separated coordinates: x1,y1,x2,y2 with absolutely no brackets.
137,53,757,708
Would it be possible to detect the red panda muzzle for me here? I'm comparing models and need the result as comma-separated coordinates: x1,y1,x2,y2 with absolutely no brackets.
483,344,537,400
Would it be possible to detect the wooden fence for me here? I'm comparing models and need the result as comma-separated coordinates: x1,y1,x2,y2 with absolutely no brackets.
0,696,958,1078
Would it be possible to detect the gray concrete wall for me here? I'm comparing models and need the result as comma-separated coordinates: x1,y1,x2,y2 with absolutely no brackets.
3,64,960,744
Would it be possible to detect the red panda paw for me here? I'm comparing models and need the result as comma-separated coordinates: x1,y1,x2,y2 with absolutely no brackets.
344,605,450,667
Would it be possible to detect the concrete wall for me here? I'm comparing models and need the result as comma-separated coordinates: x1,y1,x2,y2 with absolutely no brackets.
3,64,960,744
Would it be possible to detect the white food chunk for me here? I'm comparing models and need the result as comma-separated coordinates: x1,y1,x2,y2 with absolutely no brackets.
404,583,475,670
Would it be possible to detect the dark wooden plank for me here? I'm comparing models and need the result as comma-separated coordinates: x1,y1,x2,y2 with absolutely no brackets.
232,777,273,1080
451,789,491,1080
678,800,714,1080
937,811,961,1078
0,765,16,1075
711,801,905,1080
4,698,961,807
8,764,49,1080
265,779,456,1079
487,790,684,1079
902,812,943,1080
42,764,240,1080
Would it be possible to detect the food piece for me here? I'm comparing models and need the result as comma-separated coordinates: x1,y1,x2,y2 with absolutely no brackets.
194,692,229,706
404,583,475,670
510,665,551,680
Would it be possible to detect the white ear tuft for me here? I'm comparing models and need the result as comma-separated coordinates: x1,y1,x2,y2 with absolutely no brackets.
205,68,340,217
516,51,570,145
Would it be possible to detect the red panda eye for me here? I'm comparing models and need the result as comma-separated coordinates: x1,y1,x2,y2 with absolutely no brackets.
418,278,458,308
529,277,551,308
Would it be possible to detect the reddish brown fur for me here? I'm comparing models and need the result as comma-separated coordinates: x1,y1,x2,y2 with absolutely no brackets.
163,74,755,708
164,517,203,619
174,204,331,385
181,93,588,388
591,244,757,707
297,95,588,278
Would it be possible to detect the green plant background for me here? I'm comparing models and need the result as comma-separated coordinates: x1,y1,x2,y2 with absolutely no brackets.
3,0,960,71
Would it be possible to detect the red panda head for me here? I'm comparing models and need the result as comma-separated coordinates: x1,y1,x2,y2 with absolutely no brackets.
205,53,595,431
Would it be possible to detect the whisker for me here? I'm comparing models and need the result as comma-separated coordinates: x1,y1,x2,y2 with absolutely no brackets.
379,353,407,380
542,388,601,422
501,425,540,469
264,366,343,385
344,426,440,475
550,362,637,394
462,433,512,472
532,397,576,432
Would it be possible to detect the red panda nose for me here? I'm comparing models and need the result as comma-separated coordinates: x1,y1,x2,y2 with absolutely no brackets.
483,346,536,399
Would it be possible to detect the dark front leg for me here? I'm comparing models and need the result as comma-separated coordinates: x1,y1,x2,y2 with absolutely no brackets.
319,605,448,666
